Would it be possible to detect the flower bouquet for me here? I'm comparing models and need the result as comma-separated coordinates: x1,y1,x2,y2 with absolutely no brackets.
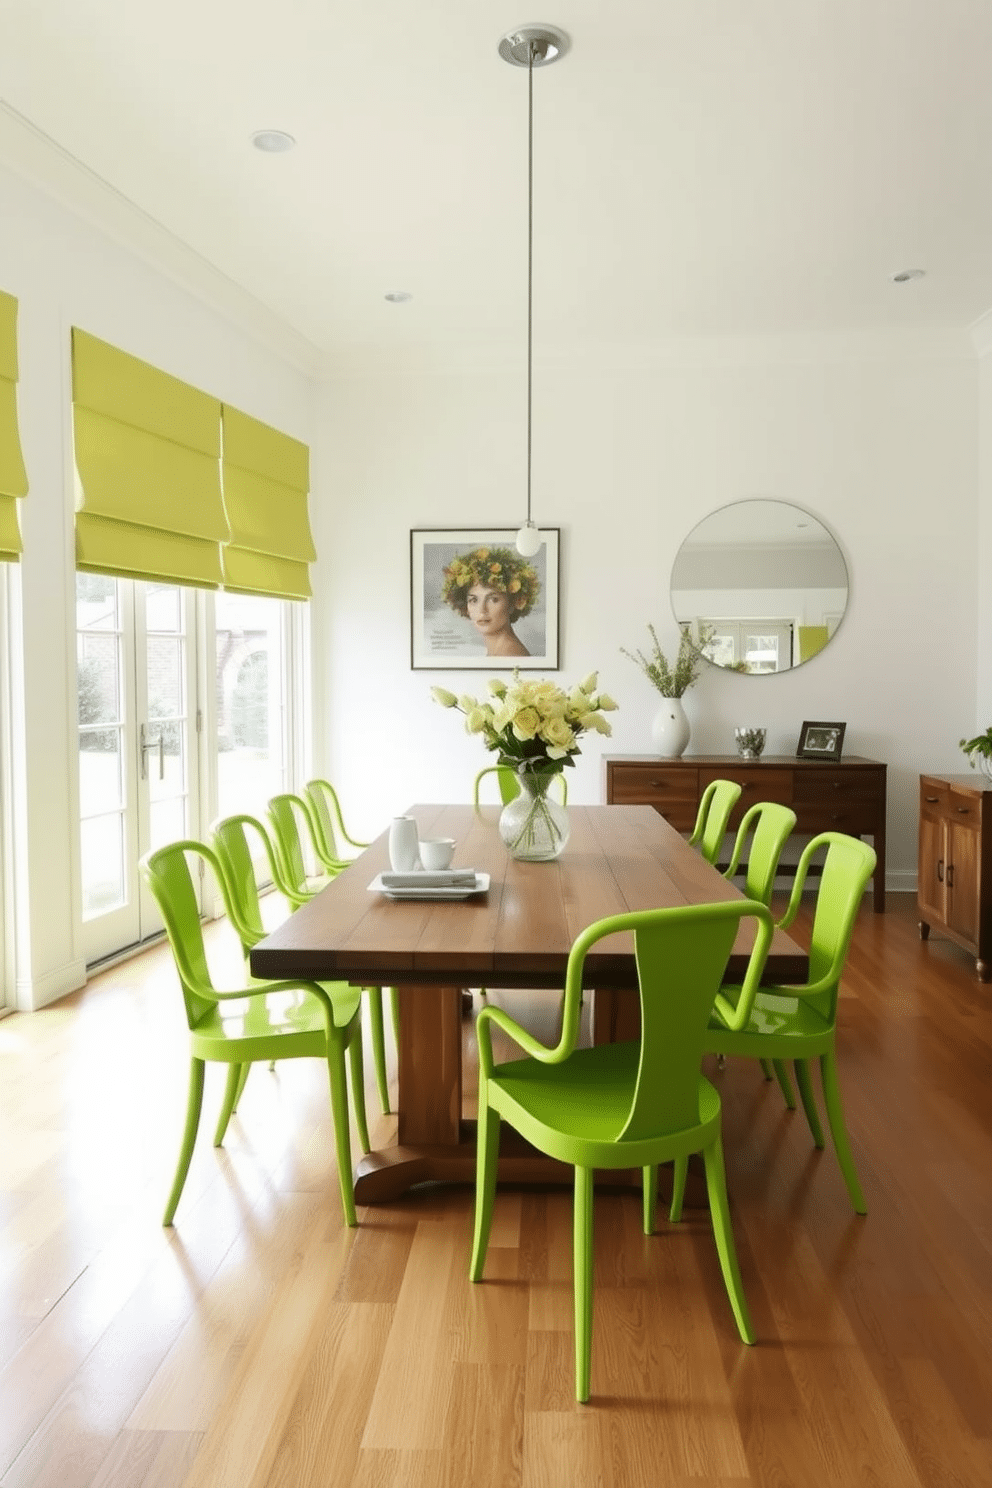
432,671,617,859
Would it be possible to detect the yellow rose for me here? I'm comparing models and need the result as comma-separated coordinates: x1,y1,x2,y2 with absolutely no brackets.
597,693,618,711
580,671,599,694
512,707,540,740
583,712,613,736
544,717,575,751
431,687,458,707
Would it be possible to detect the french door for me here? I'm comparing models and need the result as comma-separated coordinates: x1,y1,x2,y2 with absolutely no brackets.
76,575,199,964
76,575,293,966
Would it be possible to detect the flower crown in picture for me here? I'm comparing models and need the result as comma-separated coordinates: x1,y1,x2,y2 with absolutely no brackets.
441,546,540,619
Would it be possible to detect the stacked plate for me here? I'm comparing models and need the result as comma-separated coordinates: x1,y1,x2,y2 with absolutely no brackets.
368,870,490,901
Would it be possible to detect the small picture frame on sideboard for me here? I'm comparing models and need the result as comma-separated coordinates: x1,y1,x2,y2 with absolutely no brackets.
796,720,847,760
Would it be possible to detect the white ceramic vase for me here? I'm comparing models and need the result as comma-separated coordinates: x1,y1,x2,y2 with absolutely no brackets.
652,697,690,758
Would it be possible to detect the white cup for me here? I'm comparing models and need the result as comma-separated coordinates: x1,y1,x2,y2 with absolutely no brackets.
419,837,455,871
388,816,421,872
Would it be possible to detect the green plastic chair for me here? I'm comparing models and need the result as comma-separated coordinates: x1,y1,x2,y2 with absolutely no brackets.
723,801,797,905
688,778,743,865
702,831,876,1215
473,764,568,807
470,897,775,1403
305,778,370,870
212,812,397,1119
139,839,368,1228
267,792,332,902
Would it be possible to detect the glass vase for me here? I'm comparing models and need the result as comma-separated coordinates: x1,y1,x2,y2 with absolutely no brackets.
498,771,570,861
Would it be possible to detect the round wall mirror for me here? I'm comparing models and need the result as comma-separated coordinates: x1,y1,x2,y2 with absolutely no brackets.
670,499,848,674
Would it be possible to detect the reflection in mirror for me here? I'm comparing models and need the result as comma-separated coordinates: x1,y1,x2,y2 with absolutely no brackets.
670,499,848,674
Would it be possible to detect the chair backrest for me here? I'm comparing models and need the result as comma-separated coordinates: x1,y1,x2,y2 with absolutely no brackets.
690,779,743,864
556,899,773,1142
775,831,877,1019
211,812,290,953
305,778,369,863
268,793,321,897
139,840,226,1028
723,801,797,905
473,764,568,807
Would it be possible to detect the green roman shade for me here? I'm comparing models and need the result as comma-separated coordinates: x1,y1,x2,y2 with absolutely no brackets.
0,290,29,563
221,405,314,600
71,328,228,587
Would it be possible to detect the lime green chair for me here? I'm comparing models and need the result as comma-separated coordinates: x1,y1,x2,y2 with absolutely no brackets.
139,839,368,1228
702,832,876,1215
723,801,797,905
305,778,370,870
470,898,774,1403
473,764,568,807
267,792,332,900
212,812,396,1118
688,778,743,865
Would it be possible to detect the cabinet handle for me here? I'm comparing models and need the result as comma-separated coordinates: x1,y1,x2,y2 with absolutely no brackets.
924,796,939,803
937,860,944,883
947,864,955,888
957,807,971,815
650,780,663,788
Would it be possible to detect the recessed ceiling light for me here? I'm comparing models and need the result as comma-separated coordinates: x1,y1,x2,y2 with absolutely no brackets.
251,130,295,153
385,291,412,303
890,268,926,283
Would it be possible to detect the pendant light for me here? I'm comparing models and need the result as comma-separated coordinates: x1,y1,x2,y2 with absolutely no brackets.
499,25,570,558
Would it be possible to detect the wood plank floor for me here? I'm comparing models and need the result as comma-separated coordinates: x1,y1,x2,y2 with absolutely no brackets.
2,892,991,1487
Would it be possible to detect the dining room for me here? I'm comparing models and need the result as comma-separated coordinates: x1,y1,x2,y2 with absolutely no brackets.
2,4,992,1486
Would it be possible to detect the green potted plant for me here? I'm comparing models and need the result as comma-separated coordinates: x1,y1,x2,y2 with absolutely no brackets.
621,624,709,758
960,727,992,779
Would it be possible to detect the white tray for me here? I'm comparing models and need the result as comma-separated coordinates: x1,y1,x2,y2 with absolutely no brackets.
368,871,490,901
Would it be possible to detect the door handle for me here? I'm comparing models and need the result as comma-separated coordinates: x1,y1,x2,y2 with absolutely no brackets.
140,723,164,781
947,864,954,889
937,859,944,883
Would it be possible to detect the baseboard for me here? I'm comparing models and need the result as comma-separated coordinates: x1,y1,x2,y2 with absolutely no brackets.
16,957,87,1012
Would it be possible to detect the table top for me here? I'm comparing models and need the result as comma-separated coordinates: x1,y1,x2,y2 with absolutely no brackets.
250,804,809,990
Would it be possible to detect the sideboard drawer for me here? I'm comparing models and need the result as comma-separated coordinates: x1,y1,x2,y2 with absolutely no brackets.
794,769,880,806
607,763,698,829
698,766,794,810
919,779,951,815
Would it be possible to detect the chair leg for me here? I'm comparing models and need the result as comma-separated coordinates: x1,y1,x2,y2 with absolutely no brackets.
366,986,391,1116
793,1058,825,1148
469,1098,501,1282
772,1058,797,1109
702,1133,755,1345
819,1051,868,1215
164,1059,205,1226
326,1039,358,1227
669,1155,689,1223
213,1062,248,1147
347,1033,370,1154
642,1165,658,1235
759,1058,775,1080
388,985,400,1046
574,1165,595,1403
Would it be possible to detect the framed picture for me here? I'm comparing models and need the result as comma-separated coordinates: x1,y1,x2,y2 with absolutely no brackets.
410,527,560,670
796,720,847,760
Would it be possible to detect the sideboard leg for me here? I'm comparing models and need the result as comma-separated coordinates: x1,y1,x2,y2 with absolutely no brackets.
919,920,931,941
976,959,991,983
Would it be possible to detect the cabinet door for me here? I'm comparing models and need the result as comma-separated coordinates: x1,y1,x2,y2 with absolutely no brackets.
947,821,981,943
917,812,947,927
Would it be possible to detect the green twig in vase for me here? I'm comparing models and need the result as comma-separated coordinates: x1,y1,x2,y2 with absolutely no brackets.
620,623,711,698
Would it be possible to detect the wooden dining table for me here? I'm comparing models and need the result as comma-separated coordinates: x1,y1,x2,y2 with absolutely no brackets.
250,803,809,1204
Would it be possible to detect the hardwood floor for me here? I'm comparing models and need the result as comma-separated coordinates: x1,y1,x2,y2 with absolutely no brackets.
2,893,991,1487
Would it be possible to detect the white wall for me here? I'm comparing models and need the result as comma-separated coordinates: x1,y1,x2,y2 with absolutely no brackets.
0,164,313,1009
315,339,978,890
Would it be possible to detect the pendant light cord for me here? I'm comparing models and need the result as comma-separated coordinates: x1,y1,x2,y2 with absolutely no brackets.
526,42,534,529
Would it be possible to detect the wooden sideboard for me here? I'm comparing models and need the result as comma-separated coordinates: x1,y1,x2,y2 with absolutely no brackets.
603,753,887,912
918,773,992,981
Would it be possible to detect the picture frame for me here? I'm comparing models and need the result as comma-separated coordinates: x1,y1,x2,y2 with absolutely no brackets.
796,720,847,761
410,527,560,671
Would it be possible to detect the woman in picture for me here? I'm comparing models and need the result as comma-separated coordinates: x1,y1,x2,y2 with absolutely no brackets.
441,546,540,657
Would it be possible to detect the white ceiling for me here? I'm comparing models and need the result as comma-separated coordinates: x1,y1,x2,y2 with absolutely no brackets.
3,0,992,370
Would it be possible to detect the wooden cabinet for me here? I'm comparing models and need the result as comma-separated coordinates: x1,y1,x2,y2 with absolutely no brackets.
603,754,887,912
918,774,992,980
